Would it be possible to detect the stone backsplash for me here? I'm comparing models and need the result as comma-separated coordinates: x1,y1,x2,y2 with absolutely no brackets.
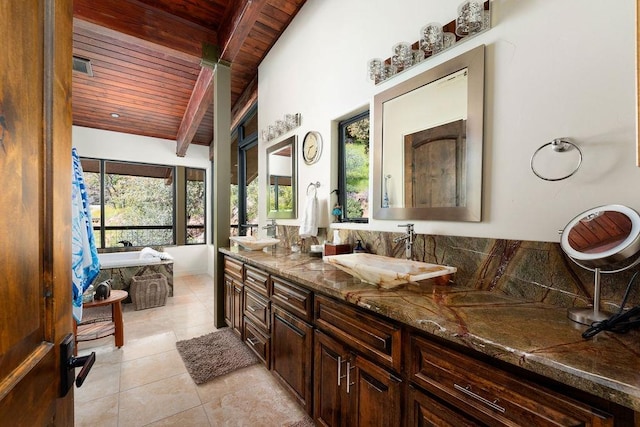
275,225,640,312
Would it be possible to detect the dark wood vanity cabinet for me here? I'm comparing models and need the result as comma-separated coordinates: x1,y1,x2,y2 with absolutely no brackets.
221,255,632,426
407,334,615,427
223,256,244,336
270,275,314,415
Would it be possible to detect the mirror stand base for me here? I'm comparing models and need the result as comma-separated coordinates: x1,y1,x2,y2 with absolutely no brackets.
567,307,611,325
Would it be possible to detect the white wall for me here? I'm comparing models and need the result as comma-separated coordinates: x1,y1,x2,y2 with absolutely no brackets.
73,126,213,276
258,0,639,242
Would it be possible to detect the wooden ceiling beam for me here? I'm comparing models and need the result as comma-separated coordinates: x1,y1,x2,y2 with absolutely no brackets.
176,66,215,157
74,0,217,59
218,0,269,62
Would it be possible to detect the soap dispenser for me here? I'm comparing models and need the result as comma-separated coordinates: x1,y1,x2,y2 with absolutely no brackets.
353,240,366,253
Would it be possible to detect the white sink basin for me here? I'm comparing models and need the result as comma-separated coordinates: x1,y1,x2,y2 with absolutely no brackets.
230,236,280,251
323,253,456,289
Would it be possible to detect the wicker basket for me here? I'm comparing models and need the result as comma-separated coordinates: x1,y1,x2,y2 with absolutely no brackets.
130,273,168,311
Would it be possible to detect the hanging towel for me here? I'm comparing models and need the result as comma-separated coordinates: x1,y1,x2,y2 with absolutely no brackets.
71,148,100,322
299,193,318,238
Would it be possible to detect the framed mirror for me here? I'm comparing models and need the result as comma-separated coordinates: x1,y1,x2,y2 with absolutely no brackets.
373,44,485,221
267,135,297,219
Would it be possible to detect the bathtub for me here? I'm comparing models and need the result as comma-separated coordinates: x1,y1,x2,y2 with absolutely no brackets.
98,251,163,268
94,251,173,300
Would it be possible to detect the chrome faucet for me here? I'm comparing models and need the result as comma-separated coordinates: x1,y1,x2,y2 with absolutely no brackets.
263,219,277,238
393,223,415,260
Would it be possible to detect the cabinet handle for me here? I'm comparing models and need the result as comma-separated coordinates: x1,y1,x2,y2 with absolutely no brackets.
247,337,258,346
337,356,348,386
247,305,257,312
346,362,355,394
454,383,506,413
279,294,290,301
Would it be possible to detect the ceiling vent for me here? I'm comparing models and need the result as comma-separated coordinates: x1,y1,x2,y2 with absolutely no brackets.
72,56,93,77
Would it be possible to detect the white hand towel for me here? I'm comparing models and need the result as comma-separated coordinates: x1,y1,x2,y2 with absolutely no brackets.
139,247,160,259
299,194,318,238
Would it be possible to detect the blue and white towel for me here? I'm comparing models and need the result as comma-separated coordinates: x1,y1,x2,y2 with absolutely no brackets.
71,148,100,322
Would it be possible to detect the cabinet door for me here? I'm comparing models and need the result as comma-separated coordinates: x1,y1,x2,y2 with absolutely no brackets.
232,280,244,335
314,330,349,427
224,275,233,328
349,354,402,427
271,306,313,414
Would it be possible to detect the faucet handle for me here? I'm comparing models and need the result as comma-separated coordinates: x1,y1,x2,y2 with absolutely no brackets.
398,223,414,231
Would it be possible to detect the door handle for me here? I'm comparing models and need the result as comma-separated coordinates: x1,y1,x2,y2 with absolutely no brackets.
60,333,96,396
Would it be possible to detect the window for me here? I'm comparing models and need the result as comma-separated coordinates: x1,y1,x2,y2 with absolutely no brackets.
231,107,259,236
338,111,370,222
81,159,204,248
186,168,206,244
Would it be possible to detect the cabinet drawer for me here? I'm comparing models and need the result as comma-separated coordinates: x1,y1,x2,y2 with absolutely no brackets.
243,287,270,330
314,294,401,372
271,275,312,322
407,385,480,427
224,256,243,282
244,317,270,368
408,334,613,426
244,265,270,297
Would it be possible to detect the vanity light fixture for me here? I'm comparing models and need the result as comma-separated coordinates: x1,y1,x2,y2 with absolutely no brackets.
261,113,301,143
368,0,490,84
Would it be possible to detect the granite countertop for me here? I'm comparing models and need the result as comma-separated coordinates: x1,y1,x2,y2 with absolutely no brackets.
220,247,640,412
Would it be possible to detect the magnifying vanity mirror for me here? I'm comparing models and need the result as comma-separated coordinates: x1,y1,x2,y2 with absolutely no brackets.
373,44,485,221
267,135,297,219
561,204,640,324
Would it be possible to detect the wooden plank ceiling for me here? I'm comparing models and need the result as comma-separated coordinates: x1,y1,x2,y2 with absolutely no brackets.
72,0,306,156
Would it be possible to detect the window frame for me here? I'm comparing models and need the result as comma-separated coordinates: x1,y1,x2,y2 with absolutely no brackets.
80,157,202,248
338,110,370,223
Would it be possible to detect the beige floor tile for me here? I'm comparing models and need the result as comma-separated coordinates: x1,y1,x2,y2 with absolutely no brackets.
75,362,121,403
120,331,178,362
75,392,119,427
120,349,187,391
174,322,218,341
118,373,201,427
144,406,212,427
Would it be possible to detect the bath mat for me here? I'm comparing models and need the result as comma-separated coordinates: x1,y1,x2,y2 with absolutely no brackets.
176,328,259,384
285,416,315,427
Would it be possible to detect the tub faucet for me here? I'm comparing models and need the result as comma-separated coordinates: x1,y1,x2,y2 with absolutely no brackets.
263,219,277,238
393,223,415,260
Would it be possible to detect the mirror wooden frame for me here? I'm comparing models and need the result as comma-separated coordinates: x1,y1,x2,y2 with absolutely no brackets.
637,0,639,166
266,135,297,219
372,44,485,221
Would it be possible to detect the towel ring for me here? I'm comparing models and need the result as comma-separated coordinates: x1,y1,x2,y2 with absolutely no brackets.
307,181,320,196
530,138,582,182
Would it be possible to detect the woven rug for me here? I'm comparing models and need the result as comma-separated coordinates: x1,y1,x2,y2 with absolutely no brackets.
176,328,259,384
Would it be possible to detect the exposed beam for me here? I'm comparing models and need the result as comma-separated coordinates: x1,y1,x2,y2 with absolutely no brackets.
74,0,217,59
218,0,268,62
176,66,214,157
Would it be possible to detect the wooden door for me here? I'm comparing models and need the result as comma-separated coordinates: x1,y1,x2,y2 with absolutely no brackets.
313,331,348,427
349,355,402,427
0,0,74,425
271,305,313,414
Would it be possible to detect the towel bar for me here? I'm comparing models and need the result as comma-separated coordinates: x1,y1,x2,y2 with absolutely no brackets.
307,181,320,196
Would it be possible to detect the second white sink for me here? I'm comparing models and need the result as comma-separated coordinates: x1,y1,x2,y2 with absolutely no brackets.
230,236,280,251
323,253,456,289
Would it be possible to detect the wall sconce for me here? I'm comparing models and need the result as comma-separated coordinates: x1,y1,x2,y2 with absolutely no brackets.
261,113,301,143
368,0,490,84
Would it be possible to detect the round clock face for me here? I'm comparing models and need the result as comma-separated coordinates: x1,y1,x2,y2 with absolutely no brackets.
303,131,322,165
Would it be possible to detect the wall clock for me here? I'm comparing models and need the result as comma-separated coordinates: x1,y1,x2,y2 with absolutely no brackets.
302,131,322,165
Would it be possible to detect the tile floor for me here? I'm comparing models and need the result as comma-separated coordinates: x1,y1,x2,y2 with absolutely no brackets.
75,274,309,427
